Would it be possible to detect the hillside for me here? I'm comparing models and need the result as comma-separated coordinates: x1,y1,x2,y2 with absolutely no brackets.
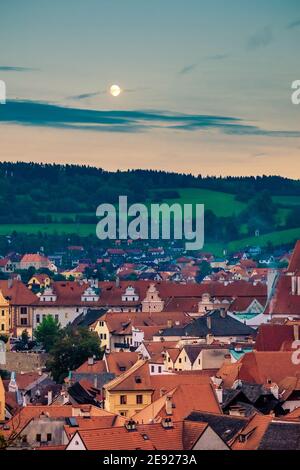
1,162,300,254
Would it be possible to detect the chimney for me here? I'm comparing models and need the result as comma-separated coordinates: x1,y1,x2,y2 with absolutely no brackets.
165,395,173,416
215,388,223,404
47,390,53,406
93,374,98,389
88,357,94,366
220,308,227,319
297,277,300,296
125,420,137,431
206,333,214,345
294,324,300,341
115,276,120,288
291,276,297,295
224,354,231,365
7,278,13,289
161,417,173,429
206,315,212,330
160,388,167,397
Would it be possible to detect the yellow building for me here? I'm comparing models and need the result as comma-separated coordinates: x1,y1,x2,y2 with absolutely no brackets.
103,360,153,418
28,274,51,290
0,377,5,421
94,318,110,350
0,290,10,336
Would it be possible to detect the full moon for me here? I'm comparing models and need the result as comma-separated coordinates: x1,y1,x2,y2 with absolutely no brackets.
110,84,122,97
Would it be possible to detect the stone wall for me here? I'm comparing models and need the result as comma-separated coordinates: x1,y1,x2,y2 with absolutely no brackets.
0,351,49,373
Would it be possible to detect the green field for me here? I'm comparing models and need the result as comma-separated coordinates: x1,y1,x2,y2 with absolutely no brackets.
0,223,96,236
2,187,300,255
152,188,246,217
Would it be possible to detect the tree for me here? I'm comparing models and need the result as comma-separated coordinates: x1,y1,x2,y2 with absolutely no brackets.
20,330,30,349
196,260,212,282
47,327,102,383
34,315,62,352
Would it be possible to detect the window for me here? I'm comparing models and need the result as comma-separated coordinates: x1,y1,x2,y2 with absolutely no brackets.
120,395,127,405
36,434,42,442
178,358,182,364
21,318,27,325
36,315,40,324
47,433,52,442
120,411,127,417
1,310,4,316
151,365,154,373
20,307,27,315
136,395,143,405
1,324,4,331
55,314,59,322
158,366,162,373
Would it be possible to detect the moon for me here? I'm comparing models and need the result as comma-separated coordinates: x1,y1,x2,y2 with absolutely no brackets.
110,84,122,97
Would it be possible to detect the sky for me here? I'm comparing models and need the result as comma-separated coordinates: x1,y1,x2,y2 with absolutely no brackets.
0,0,300,177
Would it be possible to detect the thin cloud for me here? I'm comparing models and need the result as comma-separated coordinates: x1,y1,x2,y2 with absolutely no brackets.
0,66,37,72
287,19,300,29
206,54,229,60
178,63,198,75
67,90,104,100
246,26,273,50
68,87,146,100
1,99,300,138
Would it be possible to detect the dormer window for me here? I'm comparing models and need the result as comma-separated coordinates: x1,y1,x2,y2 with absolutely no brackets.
81,286,99,302
40,287,57,302
121,286,139,302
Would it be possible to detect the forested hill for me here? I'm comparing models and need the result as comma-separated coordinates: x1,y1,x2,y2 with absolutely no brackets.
1,161,300,215
1,162,300,253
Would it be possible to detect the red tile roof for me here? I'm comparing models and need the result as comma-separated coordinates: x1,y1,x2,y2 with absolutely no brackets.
218,351,300,387
255,324,295,351
133,383,221,424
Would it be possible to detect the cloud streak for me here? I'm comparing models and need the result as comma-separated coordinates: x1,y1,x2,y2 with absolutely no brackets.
178,63,198,75
287,19,300,29
1,99,300,138
246,26,273,50
0,66,37,72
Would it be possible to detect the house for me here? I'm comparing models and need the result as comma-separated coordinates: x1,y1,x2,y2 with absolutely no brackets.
95,310,191,352
0,258,14,274
132,382,221,424
186,410,248,445
28,274,51,291
153,309,256,344
255,323,298,351
5,371,52,406
230,413,300,450
103,359,215,418
165,344,230,372
217,351,300,390
69,352,139,390
0,279,38,337
66,418,229,451
19,254,53,271
0,404,111,448
221,380,283,416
